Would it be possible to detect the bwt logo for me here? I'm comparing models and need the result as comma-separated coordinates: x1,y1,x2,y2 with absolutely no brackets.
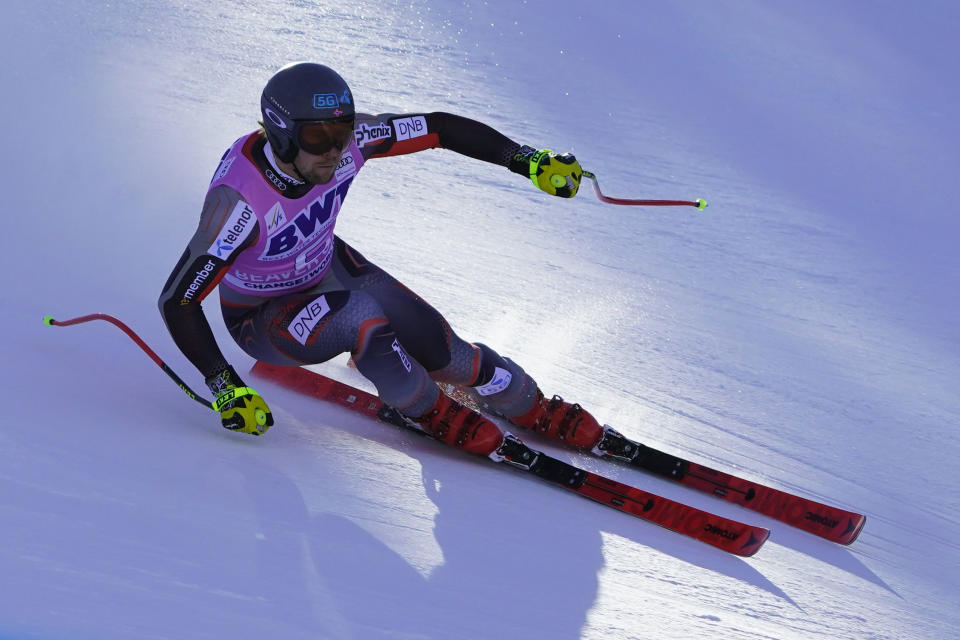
265,178,353,258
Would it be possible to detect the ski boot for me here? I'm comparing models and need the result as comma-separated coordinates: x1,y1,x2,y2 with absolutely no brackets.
412,392,505,458
507,389,604,450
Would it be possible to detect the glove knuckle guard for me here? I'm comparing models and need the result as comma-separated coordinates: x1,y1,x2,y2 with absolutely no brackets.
207,367,273,436
528,150,582,198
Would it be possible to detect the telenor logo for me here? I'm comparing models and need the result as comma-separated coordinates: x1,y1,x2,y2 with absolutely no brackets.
208,202,255,260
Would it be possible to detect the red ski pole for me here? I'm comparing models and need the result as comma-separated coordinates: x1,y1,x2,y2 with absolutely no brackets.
582,170,707,209
43,313,216,410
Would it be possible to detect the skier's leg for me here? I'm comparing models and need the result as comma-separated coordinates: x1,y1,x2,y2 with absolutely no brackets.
327,237,603,450
328,238,481,377
468,344,604,450
223,289,432,413
222,288,503,456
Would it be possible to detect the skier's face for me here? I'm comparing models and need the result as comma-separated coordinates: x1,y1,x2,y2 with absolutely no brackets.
290,117,355,184
293,146,344,184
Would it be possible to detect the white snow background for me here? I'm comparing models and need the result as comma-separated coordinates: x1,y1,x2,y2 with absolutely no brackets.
2,1,959,638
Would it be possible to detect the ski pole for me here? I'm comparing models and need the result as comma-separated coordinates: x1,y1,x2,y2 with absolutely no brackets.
582,170,707,209
43,313,216,410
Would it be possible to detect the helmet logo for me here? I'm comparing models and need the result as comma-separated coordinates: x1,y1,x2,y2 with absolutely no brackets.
313,93,341,110
264,107,287,129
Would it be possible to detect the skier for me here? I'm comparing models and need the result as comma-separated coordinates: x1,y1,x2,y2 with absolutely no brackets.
158,62,605,459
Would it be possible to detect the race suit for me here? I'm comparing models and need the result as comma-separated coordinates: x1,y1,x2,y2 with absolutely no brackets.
158,112,539,417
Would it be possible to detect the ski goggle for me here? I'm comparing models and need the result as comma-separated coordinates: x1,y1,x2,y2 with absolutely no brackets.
295,117,356,155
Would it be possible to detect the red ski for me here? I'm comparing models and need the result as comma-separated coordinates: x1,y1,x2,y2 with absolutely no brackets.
250,362,769,557
584,425,866,544
452,384,864,545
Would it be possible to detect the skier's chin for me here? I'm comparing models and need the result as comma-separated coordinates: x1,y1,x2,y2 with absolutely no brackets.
307,167,336,184
296,157,339,184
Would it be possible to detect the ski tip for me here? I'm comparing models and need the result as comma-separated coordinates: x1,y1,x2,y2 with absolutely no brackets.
834,514,867,545
737,527,770,557
696,198,708,210
42,315,56,326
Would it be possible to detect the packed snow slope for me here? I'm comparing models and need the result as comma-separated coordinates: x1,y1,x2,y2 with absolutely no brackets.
2,1,959,639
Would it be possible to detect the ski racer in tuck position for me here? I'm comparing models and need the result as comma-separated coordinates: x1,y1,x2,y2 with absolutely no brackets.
159,62,606,459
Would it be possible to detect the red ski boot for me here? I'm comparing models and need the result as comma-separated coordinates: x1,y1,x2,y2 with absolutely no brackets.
413,392,505,457
508,389,604,450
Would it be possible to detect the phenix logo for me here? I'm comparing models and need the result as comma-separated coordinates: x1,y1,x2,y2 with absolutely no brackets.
805,512,839,528
354,122,392,146
704,523,741,541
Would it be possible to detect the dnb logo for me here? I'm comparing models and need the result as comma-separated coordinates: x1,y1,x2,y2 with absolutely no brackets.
263,177,354,260
392,115,427,141
289,295,331,345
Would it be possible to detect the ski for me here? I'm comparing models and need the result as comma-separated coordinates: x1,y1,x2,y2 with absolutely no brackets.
250,362,769,557
446,385,864,544
592,426,866,544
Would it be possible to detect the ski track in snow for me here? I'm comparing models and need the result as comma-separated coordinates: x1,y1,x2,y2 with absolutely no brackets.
2,1,959,639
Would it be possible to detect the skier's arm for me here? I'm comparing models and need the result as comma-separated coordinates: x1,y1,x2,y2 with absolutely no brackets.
355,112,583,197
157,185,272,436
158,185,257,378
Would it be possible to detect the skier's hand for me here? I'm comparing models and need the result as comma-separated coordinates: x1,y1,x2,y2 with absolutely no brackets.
509,146,582,198
205,366,273,436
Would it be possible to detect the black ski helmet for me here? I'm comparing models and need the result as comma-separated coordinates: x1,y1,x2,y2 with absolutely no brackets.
260,62,355,163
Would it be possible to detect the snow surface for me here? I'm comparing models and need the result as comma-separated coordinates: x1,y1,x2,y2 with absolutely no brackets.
2,1,959,638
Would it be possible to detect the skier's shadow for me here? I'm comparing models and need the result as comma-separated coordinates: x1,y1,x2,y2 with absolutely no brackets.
306,438,797,640
307,447,601,640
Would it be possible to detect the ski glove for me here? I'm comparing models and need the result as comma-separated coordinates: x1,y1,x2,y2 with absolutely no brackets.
205,365,273,436
509,145,582,198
